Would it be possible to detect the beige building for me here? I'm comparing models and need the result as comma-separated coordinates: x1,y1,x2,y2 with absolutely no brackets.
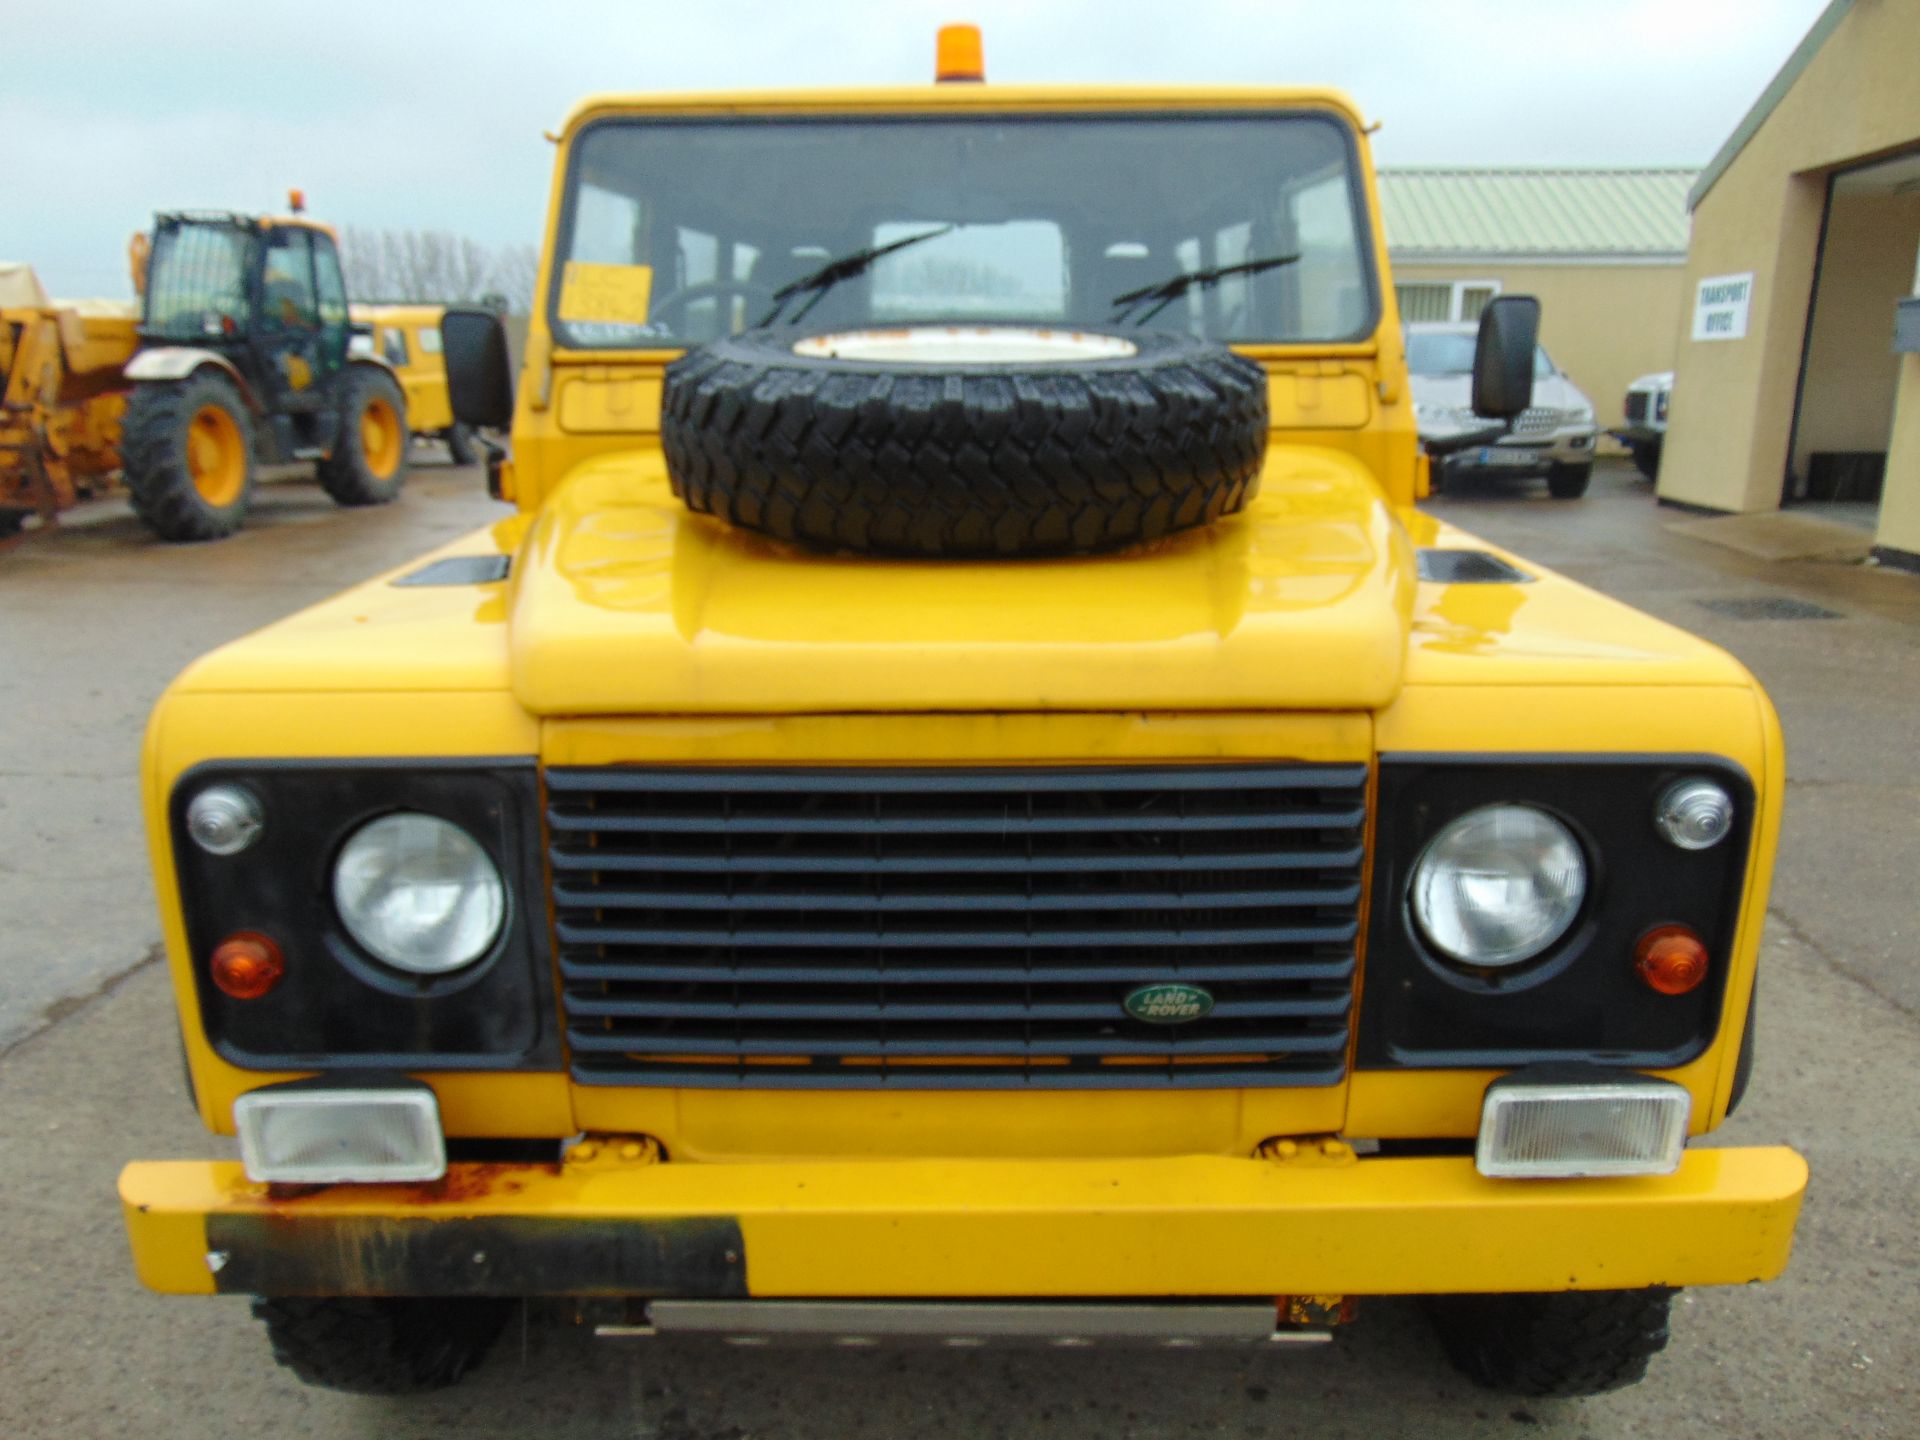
1658,0,1920,570
1379,168,1695,440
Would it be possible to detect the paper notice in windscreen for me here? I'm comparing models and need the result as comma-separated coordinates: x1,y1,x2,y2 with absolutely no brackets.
557,262,653,325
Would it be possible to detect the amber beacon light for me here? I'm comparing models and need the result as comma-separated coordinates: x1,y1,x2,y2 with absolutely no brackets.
936,23,986,82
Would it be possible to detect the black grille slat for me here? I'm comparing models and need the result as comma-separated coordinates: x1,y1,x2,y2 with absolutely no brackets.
550,843,1365,876
563,993,1354,1023
546,764,1367,795
546,807,1365,837
557,955,1357,986
564,1028,1351,1058
553,882,1361,913
556,920,1359,949
547,763,1367,1090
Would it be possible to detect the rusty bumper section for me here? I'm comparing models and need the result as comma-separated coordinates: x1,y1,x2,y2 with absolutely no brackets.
121,1147,1807,1300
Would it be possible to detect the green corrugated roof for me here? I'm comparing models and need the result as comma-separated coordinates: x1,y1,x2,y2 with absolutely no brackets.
1377,168,1698,260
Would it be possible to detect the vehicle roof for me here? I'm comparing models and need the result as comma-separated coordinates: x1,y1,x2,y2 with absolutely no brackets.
350,303,446,325
555,85,1371,137
155,212,340,242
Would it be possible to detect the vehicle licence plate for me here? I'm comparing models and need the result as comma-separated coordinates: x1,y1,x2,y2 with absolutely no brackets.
1477,447,1539,467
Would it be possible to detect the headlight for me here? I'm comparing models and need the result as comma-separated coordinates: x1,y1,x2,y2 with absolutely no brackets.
1410,804,1586,968
332,812,505,974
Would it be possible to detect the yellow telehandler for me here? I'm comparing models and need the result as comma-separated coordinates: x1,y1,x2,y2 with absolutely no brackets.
1,201,410,542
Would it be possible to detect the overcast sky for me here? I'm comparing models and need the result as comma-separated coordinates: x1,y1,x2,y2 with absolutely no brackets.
7,0,1830,296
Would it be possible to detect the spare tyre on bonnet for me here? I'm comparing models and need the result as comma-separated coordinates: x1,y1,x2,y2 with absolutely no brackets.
660,324,1269,558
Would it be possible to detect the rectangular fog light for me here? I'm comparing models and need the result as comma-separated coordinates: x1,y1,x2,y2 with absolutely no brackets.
1476,1077,1690,1179
234,1083,445,1184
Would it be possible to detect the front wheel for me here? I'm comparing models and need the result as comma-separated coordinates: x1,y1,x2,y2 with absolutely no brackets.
445,423,479,466
1547,462,1591,499
1630,440,1662,481
121,372,256,542
318,367,410,506
1425,1288,1674,1397
253,1296,512,1395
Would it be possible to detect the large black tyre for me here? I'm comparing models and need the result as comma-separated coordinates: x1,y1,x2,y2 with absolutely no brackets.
1547,462,1592,499
252,1296,512,1395
0,510,27,540
318,366,410,506
121,372,256,542
661,326,1268,557
1629,439,1662,482
1426,1288,1674,1397
445,422,480,466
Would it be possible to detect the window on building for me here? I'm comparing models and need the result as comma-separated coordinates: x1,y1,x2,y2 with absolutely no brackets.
1396,278,1502,323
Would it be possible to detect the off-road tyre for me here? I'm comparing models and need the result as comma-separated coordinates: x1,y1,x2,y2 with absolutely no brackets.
1547,462,1592,499
1426,1288,1674,1397
0,510,27,540
252,1296,512,1395
318,365,410,506
661,327,1269,558
1629,440,1661,482
121,372,256,542
445,423,480,466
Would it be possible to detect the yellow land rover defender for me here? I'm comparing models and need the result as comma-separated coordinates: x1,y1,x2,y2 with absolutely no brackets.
120,29,1806,1400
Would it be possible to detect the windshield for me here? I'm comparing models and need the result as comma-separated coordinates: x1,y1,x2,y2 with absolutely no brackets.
551,113,1376,348
144,221,255,340
1406,330,1557,379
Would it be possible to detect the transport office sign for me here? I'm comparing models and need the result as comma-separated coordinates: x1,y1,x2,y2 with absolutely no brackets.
1693,272,1754,341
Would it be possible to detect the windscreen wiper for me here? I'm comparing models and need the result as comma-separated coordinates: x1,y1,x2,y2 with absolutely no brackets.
758,226,955,326
1110,253,1301,326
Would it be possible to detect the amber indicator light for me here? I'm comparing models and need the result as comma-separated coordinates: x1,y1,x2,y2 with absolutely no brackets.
936,24,986,82
210,932,285,1000
1634,925,1709,996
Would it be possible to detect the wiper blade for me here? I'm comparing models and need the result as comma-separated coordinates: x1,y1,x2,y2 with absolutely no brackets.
758,226,955,327
1110,253,1301,326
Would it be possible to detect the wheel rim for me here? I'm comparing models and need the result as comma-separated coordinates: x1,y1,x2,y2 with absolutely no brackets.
360,396,403,480
792,326,1139,365
186,404,246,507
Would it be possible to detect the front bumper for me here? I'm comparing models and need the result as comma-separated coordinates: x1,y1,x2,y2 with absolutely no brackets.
122,1145,1806,1299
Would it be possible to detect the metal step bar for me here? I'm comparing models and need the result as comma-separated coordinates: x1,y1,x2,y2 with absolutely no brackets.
597,1300,1333,1347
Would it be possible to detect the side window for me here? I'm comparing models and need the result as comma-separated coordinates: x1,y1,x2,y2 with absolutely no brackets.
382,328,410,367
416,326,443,356
312,236,349,329
261,230,318,329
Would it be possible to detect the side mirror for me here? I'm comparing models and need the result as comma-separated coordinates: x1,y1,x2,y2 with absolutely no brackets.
1471,295,1540,420
442,307,515,428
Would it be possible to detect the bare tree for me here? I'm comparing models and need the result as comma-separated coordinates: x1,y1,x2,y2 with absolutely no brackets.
340,227,536,311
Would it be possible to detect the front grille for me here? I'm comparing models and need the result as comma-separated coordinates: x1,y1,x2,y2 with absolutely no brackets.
1624,392,1649,423
1512,407,1573,436
546,764,1368,1089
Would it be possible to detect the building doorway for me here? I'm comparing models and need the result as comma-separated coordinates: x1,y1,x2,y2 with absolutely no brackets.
1784,148,1920,529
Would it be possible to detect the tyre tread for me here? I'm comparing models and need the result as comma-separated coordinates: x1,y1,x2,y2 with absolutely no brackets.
661,328,1268,557
1427,1287,1674,1397
252,1296,510,1395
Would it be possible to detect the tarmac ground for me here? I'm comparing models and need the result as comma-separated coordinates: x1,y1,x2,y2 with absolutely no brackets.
1,455,1915,1439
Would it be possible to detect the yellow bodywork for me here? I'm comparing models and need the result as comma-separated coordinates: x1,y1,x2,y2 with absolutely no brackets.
0,264,137,521
352,304,456,434
122,81,1805,1303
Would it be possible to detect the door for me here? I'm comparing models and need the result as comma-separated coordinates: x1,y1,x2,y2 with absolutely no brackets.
253,228,324,413
310,234,352,389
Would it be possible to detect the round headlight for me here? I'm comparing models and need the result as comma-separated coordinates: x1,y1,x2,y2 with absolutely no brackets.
1654,778,1735,851
1410,804,1587,968
332,813,504,974
186,784,263,856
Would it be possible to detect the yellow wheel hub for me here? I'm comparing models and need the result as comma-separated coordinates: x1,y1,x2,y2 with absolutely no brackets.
186,404,246,508
361,396,403,480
